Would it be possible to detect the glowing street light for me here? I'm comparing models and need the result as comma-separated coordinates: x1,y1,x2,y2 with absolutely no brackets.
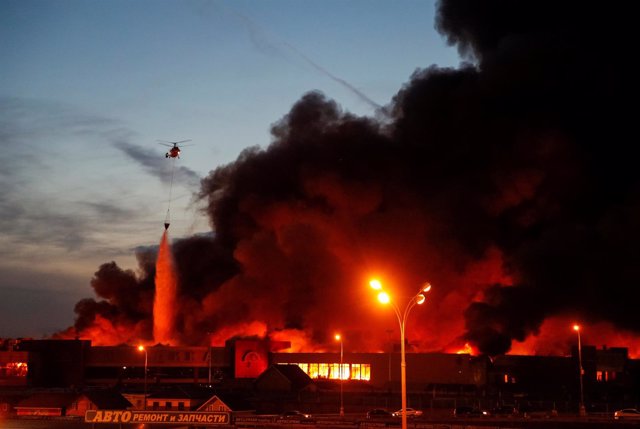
573,324,586,416
137,345,148,410
335,333,344,417
369,279,432,429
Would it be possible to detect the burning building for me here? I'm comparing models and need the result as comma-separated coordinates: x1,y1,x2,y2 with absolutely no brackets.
52,0,640,359
3,338,640,413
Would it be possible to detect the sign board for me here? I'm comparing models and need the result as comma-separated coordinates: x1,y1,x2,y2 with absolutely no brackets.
234,339,269,378
85,410,230,425
234,415,277,426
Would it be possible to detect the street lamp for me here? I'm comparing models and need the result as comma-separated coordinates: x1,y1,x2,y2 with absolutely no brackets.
137,345,148,410
573,325,586,416
370,279,432,429
335,334,344,417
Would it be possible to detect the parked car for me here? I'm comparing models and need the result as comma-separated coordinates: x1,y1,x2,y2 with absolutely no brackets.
367,408,393,419
614,409,640,420
279,410,313,420
392,408,423,418
453,406,489,417
491,405,518,417
519,405,555,419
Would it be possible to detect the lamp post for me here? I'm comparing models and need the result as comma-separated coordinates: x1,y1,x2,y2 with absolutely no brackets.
386,329,393,385
137,345,148,410
573,325,586,416
370,279,432,429
335,334,344,417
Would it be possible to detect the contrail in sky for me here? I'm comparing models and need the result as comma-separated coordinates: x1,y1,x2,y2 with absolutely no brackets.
280,40,385,112
227,6,386,114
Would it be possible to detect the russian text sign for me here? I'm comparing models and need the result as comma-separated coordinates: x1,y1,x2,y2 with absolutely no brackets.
85,410,230,425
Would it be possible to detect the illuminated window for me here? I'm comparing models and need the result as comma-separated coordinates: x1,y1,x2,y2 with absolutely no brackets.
318,363,329,378
502,373,516,383
340,364,350,380
308,363,319,379
329,363,339,379
350,364,371,381
597,371,614,382
361,364,370,381
352,364,361,380
293,362,369,381
0,362,28,377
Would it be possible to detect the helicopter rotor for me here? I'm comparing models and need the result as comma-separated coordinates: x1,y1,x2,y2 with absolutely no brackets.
157,139,193,147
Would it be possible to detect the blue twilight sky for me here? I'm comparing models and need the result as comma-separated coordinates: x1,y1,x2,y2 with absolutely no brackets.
0,0,461,337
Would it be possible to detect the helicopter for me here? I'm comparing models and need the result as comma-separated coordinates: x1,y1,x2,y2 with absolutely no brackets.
158,140,192,158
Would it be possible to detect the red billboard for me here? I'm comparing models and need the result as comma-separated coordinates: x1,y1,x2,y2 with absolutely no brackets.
233,339,269,378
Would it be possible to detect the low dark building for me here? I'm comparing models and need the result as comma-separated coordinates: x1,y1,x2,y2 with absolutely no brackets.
254,364,315,393
2,337,640,414
15,339,90,388
14,390,129,417
143,385,215,411
198,394,255,413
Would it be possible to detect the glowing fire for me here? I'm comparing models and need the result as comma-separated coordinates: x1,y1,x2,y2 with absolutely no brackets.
270,329,322,352
1,362,28,377
509,316,640,357
55,314,143,345
208,321,269,346
455,342,475,355
293,362,369,381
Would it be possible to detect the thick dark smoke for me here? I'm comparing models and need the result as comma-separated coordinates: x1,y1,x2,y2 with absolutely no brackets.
433,0,637,353
65,0,639,355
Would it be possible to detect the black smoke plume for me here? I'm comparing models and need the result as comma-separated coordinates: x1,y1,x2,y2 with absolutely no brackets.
65,0,639,355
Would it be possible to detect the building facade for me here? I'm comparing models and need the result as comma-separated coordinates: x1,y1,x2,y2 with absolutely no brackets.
1,337,638,411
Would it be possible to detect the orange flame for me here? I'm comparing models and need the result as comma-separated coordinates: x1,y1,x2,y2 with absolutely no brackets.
455,342,475,355
56,314,144,345
208,321,269,346
509,315,640,357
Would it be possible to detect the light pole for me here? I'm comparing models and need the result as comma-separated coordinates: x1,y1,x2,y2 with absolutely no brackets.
573,325,586,416
370,279,432,429
138,345,148,410
335,334,344,417
386,329,393,385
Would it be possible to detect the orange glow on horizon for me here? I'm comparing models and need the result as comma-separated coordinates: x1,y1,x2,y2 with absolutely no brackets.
509,316,640,358
54,314,146,345
455,342,475,355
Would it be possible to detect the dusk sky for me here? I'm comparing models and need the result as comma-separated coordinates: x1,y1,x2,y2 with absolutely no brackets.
0,0,461,337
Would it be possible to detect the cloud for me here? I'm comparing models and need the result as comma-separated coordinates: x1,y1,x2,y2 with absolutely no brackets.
0,266,88,337
2,99,124,241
